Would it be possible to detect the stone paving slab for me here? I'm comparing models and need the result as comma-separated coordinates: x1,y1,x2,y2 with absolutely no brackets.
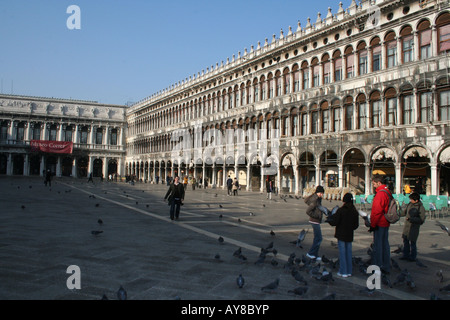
0,176,449,302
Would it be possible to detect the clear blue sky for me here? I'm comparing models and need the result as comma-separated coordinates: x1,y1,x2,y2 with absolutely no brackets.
0,0,354,105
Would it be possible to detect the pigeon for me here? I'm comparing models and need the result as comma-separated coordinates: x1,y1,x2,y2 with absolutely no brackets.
249,212,255,216
436,270,444,283
219,205,223,208
236,274,245,288
97,219,103,225
270,230,275,236
393,269,408,286
435,221,450,235
238,218,242,223
288,286,308,296
218,236,224,244
214,254,222,262
101,294,108,300
233,247,242,257
270,258,278,267
261,278,279,292
265,241,274,250
406,272,416,290
219,214,223,218
291,269,308,285
117,286,127,300
254,254,266,265
237,254,247,261
95,203,100,207
21,205,25,209
91,230,103,236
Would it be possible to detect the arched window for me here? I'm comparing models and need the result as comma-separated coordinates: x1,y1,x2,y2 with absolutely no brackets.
437,12,450,54
343,96,354,131
32,123,41,140
260,75,266,100
268,73,274,98
291,108,298,136
357,41,368,75
300,106,308,136
64,125,73,142
333,50,343,81
311,58,320,87
49,124,58,141
15,122,25,142
371,37,382,71
275,71,282,96
253,78,259,103
331,99,341,132
400,85,415,125
400,26,414,63
345,46,354,79
310,103,319,134
385,31,397,68
301,61,309,89
292,64,300,92
80,126,89,144
370,91,382,128
322,54,331,84
385,88,397,126
418,19,432,59
321,101,329,133
283,68,290,95
437,78,450,121
356,94,367,130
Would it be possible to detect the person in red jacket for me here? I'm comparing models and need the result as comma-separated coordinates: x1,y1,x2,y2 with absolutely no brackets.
370,174,391,275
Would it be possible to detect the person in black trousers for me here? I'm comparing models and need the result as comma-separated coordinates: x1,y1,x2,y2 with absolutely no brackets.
164,176,185,220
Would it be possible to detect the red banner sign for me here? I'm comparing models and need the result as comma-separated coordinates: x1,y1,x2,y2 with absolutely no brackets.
31,140,73,154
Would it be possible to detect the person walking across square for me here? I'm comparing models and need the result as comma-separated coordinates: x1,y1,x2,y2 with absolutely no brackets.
164,176,185,221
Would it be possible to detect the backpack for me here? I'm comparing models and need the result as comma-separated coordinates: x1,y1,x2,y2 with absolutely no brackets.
380,189,400,224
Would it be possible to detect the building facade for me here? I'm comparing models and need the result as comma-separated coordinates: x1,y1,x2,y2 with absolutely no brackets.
0,94,127,179
1,0,450,197
125,0,450,197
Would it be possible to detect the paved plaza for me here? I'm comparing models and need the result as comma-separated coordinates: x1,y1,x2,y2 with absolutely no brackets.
0,176,449,301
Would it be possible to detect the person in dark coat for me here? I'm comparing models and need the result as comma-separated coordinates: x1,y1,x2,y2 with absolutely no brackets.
400,192,426,261
44,170,52,187
164,176,185,220
328,193,359,277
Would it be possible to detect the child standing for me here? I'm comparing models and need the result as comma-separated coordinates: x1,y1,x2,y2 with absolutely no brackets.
328,193,359,277
400,192,426,261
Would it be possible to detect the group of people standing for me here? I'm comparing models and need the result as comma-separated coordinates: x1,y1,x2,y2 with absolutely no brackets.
304,174,426,279
162,172,426,283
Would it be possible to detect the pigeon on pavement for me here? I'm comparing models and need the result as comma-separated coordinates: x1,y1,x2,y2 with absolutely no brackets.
236,274,245,289
117,286,127,300
288,286,308,296
261,278,279,292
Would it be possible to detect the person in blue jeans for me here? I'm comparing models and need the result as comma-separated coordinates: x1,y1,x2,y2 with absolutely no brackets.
305,186,326,260
328,193,359,277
